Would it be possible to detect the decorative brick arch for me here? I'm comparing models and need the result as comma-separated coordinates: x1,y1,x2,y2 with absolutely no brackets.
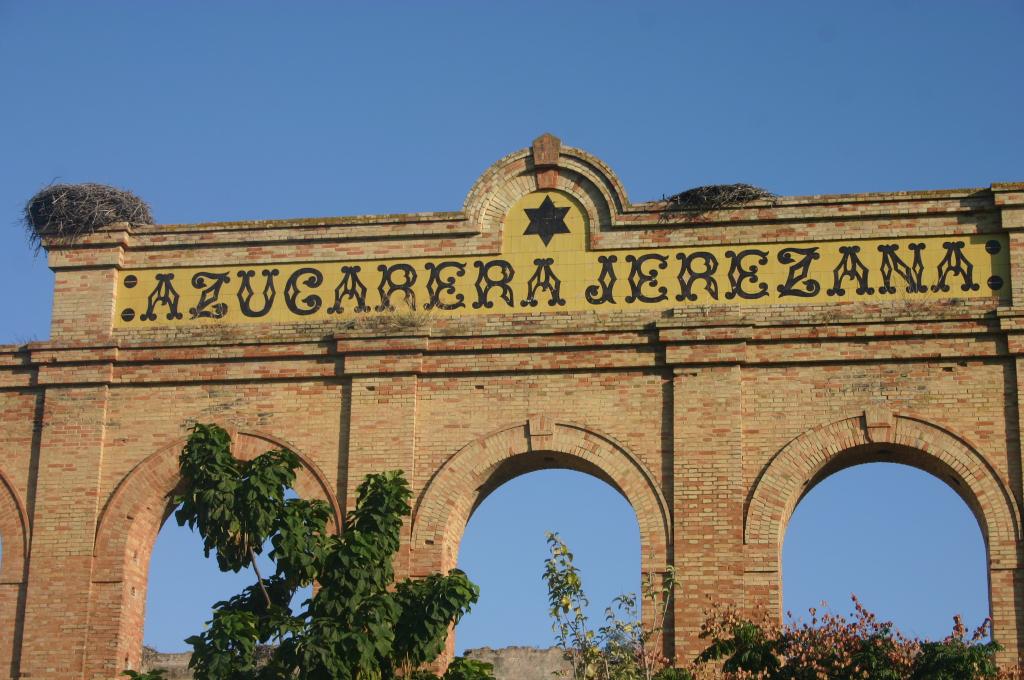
411,417,671,576
83,430,342,679
462,137,631,240
0,468,29,680
0,467,29,586
743,410,1023,645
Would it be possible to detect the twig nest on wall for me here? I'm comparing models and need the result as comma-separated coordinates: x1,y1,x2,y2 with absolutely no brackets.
22,183,153,248
662,183,777,213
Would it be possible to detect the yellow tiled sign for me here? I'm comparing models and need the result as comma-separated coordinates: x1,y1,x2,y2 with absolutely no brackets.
115,191,1010,327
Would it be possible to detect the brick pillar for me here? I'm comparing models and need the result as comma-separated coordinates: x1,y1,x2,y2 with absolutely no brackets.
19,234,123,677
995,183,1024,664
671,364,746,662
992,353,1024,665
19,384,109,679
46,229,126,345
344,374,419,505
337,334,424,580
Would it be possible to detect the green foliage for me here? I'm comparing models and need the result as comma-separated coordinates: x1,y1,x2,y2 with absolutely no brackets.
145,423,485,680
393,571,481,670
407,657,495,680
913,640,1001,680
650,669,693,680
279,469,413,680
176,424,312,575
122,671,168,680
543,532,676,680
911,618,1002,680
696,617,780,676
544,532,600,679
439,658,497,680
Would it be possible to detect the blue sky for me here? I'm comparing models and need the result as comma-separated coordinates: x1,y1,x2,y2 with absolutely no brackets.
1,0,1020,656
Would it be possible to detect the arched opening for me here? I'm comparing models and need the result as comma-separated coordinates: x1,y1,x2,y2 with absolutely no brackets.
782,461,989,640
86,430,342,678
744,413,1023,660
412,418,672,662
455,468,641,652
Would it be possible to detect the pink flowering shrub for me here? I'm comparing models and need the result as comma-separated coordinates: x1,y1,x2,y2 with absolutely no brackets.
688,596,1018,679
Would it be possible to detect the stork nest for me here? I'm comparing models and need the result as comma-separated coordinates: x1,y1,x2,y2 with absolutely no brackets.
22,183,152,248
661,183,777,214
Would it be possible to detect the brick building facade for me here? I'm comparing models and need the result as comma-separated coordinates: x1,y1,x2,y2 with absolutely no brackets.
1,135,1023,678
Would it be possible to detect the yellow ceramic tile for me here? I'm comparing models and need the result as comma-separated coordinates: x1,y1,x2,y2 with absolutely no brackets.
115,190,1010,328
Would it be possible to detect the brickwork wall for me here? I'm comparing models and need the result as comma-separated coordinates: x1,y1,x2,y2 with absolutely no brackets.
673,365,747,657
410,370,669,571
1,137,1023,677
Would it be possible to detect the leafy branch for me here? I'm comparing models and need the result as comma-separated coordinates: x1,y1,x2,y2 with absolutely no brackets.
141,423,493,680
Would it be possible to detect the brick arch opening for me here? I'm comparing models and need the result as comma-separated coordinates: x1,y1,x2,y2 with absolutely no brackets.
0,468,29,680
411,417,671,579
84,430,342,679
744,411,1022,654
411,418,671,659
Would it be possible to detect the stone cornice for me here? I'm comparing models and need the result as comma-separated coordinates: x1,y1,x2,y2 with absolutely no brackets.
0,310,1014,387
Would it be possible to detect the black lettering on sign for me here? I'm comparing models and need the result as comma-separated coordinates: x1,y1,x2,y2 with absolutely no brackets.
676,251,719,301
878,243,926,294
932,241,980,292
472,260,515,309
424,261,466,311
189,272,230,320
521,258,566,307
625,253,668,303
284,267,324,316
827,246,873,296
327,266,369,314
725,249,768,300
375,263,417,312
777,247,820,298
237,269,279,317
585,255,617,305
141,273,184,321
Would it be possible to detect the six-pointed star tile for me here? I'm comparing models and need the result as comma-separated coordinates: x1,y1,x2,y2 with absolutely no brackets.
523,196,571,246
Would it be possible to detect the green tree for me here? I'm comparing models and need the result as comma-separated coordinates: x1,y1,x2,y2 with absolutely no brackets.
544,532,600,679
543,532,676,680
139,422,492,680
911,616,1002,680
